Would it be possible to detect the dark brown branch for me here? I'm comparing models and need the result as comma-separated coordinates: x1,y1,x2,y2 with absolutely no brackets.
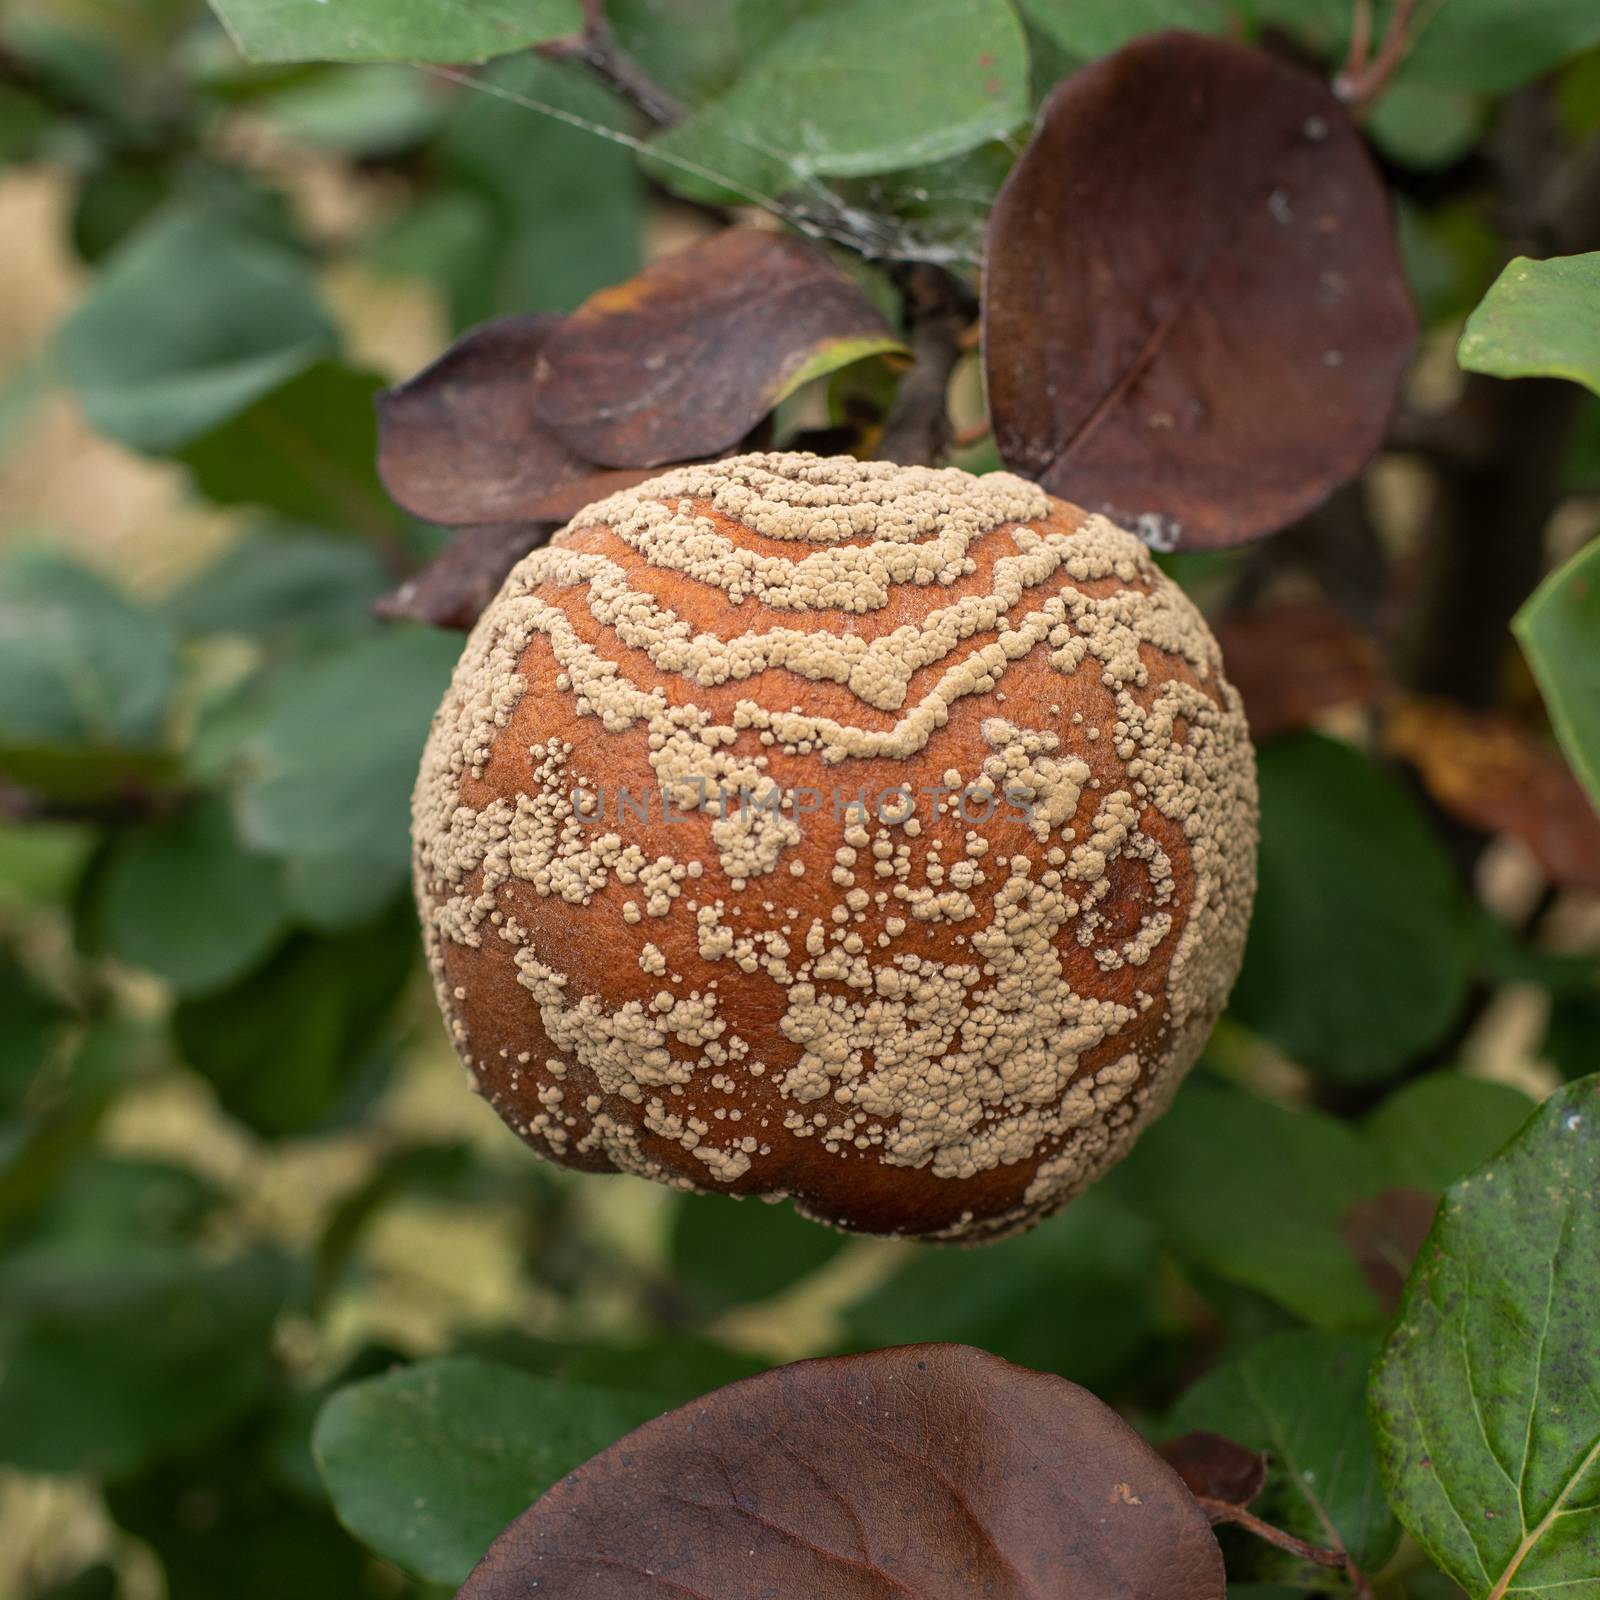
1400,102,1600,707
875,265,975,467
536,0,682,128
1385,401,1493,468
0,780,185,827
1226,479,1390,635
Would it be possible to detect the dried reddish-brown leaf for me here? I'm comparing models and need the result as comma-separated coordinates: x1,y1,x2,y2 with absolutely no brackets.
1340,1186,1438,1317
1159,1431,1268,1521
1383,696,1600,888
373,522,555,631
375,315,603,527
459,1344,1225,1600
533,229,904,468
1214,598,1386,740
984,31,1416,550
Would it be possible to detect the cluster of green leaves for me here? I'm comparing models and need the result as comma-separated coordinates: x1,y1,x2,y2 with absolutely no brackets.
1,0,1598,1597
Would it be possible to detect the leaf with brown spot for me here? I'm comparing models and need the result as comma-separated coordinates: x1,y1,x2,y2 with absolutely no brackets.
459,1344,1226,1600
1383,696,1600,888
373,523,556,632
984,31,1416,549
1158,1430,1268,1521
1214,599,1386,741
533,229,907,468
1340,1187,1439,1318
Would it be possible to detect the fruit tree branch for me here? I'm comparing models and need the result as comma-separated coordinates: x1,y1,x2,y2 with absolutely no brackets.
875,265,975,467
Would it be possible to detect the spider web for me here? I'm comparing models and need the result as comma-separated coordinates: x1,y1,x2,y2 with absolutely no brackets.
422,61,1007,265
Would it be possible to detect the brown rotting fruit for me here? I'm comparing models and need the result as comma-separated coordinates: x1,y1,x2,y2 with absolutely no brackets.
412,452,1257,1240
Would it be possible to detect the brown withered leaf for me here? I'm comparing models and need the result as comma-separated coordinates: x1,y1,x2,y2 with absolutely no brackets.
373,522,555,631
984,31,1416,550
533,228,906,468
1383,696,1600,888
1340,1187,1438,1317
1159,1430,1269,1522
458,1344,1226,1600
1214,598,1386,741
375,315,598,526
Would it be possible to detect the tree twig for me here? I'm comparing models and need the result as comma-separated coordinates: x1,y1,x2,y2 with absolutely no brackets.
1334,0,1420,110
0,780,186,827
535,0,683,128
875,265,975,467
1341,0,1374,86
1400,98,1600,708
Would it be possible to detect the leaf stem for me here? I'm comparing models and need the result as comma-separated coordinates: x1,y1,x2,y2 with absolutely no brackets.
1195,1497,1347,1569
1341,0,1374,84
1333,0,1420,110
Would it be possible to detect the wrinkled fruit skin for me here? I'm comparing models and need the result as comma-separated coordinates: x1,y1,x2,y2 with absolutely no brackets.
413,453,1257,1240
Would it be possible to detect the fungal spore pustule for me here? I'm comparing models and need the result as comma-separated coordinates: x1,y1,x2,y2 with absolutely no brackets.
412,452,1258,1240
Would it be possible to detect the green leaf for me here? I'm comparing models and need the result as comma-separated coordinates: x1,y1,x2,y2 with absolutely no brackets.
205,0,582,64
1168,1330,1399,1572
180,361,398,533
1403,0,1600,95
1543,981,1600,1083
608,0,740,103
1459,253,1600,398
844,1190,1162,1389
313,1355,661,1584
171,904,416,1137
432,55,643,326
100,800,291,996
69,157,174,266
0,551,177,754
0,83,50,165
1017,0,1223,58
1109,1076,1385,1329
258,64,443,155
106,1422,374,1600
1370,1075,1600,1600
0,956,65,1114
55,209,336,454
280,854,405,931
1231,734,1470,1080
162,526,389,641
0,821,94,907
553,1338,768,1410
1364,80,1485,171
1515,535,1600,815
0,1251,288,1476
670,1191,848,1313
648,0,1030,203
1364,1072,1535,1192
235,626,459,880
0,1157,218,1315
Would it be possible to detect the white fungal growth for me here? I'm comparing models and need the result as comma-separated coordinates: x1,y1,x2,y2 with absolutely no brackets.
411,452,1257,1239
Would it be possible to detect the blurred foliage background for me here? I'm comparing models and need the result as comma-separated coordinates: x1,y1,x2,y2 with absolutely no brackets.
0,1,1597,1597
